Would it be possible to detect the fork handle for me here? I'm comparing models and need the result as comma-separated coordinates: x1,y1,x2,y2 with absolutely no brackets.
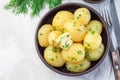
118,47,120,58
117,47,120,65
111,51,120,80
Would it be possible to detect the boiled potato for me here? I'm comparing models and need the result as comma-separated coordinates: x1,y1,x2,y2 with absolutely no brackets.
38,24,54,47
52,11,74,30
86,43,104,61
84,32,102,50
62,43,85,63
63,20,86,42
56,32,73,49
48,31,62,48
86,20,103,34
74,8,91,25
44,46,65,67
66,58,91,72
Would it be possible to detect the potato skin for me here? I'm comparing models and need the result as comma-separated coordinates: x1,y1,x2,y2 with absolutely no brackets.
62,43,85,63
74,8,91,25
38,24,53,47
84,32,102,50
86,43,104,61
48,31,62,48
63,20,86,42
86,20,103,34
66,58,91,72
52,11,74,31
44,46,65,67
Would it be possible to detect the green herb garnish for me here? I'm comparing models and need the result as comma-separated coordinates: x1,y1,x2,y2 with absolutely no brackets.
53,26,56,30
66,34,69,37
73,66,79,70
91,31,95,34
71,57,77,61
77,14,81,19
4,0,30,14
56,17,59,19
40,33,43,35
87,11,90,15
50,30,52,32
61,28,65,33
77,50,82,54
4,0,62,17
88,28,92,32
63,42,69,48
46,0,62,9
73,21,76,26
52,40,55,44
55,56,58,59
68,56,77,61
85,53,90,60
68,67,71,70
96,25,99,31
77,29,81,31
79,64,84,67
85,42,90,47
88,28,95,34
52,47,57,53
50,58,54,61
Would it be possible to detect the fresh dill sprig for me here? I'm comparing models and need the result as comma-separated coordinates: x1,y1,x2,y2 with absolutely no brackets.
46,0,62,8
4,0,30,14
4,0,62,17
30,0,44,16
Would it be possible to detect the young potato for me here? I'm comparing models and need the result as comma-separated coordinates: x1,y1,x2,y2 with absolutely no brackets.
86,43,105,61
52,11,74,31
48,31,62,48
74,8,91,25
63,19,86,42
44,46,65,67
38,24,54,47
86,20,103,34
66,58,91,72
62,43,85,63
56,32,73,49
84,32,102,50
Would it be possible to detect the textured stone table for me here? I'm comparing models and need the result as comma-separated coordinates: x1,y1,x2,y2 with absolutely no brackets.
0,0,120,80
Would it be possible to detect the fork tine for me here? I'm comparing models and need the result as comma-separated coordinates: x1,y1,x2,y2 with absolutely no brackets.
99,7,103,17
98,4,112,32
103,6,108,24
105,6,112,26
104,6,110,26
99,5,107,22
102,6,108,23
100,5,111,26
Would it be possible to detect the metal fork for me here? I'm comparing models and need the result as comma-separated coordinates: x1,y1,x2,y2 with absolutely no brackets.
99,4,120,80
98,4,112,32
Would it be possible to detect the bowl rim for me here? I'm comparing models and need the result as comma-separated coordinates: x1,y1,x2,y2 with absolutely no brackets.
83,0,105,4
35,2,110,76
